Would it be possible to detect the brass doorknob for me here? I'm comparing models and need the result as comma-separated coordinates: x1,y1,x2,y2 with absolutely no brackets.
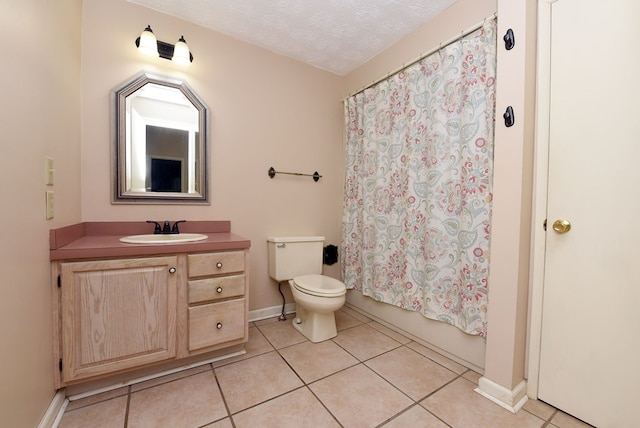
552,219,571,234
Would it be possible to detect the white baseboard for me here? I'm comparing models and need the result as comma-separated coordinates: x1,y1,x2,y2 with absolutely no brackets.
39,305,295,427
43,349,246,426
67,350,245,401
345,293,486,372
249,303,296,322
42,303,295,426
475,377,528,413
38,389,68,428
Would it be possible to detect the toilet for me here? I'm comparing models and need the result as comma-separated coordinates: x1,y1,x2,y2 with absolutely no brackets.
267,236,346,342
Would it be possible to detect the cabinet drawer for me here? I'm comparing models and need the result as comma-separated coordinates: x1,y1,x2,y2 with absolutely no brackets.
188,299,246,351
188,251,245,277
188,274,245,304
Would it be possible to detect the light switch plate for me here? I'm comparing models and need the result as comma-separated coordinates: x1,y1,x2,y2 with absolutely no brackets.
45,191,54,219
45,156,54,185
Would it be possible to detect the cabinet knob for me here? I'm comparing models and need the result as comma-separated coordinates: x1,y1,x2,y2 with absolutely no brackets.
169,267,176,274
216,322,223,329
216,286,223,293
216,262,223,269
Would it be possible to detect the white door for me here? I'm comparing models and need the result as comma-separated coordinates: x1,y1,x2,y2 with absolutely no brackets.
538,0,640,426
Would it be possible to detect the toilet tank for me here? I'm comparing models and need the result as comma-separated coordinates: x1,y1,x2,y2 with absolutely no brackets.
267,236,324,281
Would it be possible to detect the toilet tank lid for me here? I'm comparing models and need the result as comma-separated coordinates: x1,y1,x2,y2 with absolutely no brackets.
267,236,325,243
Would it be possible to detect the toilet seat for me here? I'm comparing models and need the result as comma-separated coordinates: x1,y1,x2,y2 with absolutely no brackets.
292,274,346,297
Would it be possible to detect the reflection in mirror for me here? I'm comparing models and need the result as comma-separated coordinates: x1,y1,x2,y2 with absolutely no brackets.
112,72,209,203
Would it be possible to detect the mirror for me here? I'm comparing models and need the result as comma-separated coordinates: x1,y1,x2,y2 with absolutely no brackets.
112,72,209,203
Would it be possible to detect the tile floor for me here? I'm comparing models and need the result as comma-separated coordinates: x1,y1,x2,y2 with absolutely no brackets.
58,306,593,428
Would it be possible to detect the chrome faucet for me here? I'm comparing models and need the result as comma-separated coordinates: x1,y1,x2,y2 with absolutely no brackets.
146,220,186,234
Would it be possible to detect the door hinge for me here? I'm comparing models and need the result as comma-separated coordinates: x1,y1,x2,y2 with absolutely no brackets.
59,359,62,372
543,219,547,231
57,275,61,288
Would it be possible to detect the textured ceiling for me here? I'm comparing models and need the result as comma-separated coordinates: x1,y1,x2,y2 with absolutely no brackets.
128,0,459,75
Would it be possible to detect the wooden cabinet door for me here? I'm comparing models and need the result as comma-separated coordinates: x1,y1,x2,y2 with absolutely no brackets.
60,256,178,383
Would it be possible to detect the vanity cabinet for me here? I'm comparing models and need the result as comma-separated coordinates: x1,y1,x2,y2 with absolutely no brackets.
51,229,250,389
58,257,179,384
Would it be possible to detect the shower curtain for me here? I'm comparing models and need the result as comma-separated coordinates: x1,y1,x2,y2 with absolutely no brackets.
341,18,496,336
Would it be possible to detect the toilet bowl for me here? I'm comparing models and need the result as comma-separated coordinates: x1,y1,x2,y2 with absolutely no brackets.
289,274,346,342
267,236,347,343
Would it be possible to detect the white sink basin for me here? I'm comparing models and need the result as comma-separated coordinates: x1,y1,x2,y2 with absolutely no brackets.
119,233,208,244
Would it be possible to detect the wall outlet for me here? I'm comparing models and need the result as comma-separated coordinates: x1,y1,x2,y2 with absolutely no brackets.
45,156,54,185
45,191,54,220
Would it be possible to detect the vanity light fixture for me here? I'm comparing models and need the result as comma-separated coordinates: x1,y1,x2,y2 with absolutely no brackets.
135,25,194,64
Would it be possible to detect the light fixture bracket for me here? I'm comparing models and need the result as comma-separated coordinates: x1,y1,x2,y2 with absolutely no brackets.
135,36,194,63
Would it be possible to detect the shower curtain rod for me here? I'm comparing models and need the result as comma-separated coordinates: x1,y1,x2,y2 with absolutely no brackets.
342,13,497,101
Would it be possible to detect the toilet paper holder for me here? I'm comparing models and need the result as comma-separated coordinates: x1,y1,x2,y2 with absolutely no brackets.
323,245,338,265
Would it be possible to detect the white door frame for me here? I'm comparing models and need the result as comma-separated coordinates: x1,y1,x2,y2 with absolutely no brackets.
526,0,552,399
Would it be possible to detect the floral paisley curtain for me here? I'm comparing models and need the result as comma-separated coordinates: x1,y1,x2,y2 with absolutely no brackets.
341,18,496,336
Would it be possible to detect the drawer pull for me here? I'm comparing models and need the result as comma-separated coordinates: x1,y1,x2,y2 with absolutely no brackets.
216,286,223,293
216,262,223,269
216,322,223,329
169,267,176,274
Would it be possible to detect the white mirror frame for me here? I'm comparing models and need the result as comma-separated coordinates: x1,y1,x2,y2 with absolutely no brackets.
111,72,209,204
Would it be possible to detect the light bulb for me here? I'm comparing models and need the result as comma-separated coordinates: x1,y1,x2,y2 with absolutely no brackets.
172,36,191,65
138,25,159,57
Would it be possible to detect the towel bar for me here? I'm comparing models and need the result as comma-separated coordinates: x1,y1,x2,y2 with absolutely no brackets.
268,167,322,182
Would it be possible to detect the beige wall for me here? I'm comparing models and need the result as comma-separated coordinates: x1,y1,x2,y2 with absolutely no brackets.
482,0,537,396
80,0,345,313
0,0,82,425
1,0,536,423
345,0,497,93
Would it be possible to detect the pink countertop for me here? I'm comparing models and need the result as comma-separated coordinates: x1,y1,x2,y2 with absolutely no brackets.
50,221,251,261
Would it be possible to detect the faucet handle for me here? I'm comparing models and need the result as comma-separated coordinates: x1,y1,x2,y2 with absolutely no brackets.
172,220,186,234
146,220,162,234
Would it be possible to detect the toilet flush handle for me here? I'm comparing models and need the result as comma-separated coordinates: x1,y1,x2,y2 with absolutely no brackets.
277,243,286,248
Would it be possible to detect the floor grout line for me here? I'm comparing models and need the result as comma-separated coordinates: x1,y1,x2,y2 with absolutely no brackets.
123,385,131,428
58,310,578,428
